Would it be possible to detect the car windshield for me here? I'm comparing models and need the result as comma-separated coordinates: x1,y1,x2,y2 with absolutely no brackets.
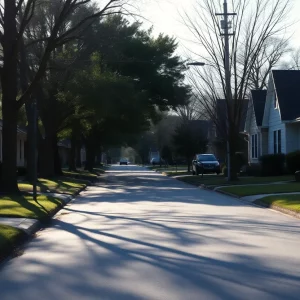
197,154,217,161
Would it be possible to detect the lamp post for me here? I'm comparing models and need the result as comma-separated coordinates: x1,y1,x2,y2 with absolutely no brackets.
32,100,37,201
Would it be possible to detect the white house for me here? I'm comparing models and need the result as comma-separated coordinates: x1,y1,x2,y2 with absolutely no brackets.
244,90,267,164
245,70,300,163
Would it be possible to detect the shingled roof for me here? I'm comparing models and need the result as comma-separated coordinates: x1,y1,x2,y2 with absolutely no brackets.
272,70,300,121
251,90,267,126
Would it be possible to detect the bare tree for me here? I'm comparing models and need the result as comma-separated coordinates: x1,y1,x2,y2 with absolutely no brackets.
0,0,133,193
183,0,291,180
174,95,207,121
249,37,290,89
281,47,300,70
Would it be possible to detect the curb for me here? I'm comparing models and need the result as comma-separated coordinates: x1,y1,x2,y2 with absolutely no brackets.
214,188,241,199
254,199,300,220
206,186,300,220
19,219,42,235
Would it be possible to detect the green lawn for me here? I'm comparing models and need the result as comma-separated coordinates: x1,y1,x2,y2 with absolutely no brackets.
63,169,98,179
220,183,300,197
177,175,294,188
148,165,188,172
164,171,191,177
0,194,64,221
0,225,26,258
255,194,300,213
19,177,87,195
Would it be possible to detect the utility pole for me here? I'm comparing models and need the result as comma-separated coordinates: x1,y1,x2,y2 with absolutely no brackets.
216,0,236,181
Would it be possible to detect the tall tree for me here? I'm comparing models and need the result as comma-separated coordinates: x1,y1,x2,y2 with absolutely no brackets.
0,0,128,192
172,121,207,172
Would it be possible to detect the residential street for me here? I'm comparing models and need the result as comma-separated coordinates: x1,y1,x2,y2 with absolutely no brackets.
1,166,300,300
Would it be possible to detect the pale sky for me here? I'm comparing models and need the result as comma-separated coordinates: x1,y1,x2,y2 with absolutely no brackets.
139,0,300,58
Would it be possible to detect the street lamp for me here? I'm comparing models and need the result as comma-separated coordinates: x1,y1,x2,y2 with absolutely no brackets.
186,62,205,67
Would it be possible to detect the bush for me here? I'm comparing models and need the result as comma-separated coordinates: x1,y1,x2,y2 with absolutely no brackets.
17,167,27,176
244,164,262,176
259,154,285,176
286,151,300,174
235,152,247,171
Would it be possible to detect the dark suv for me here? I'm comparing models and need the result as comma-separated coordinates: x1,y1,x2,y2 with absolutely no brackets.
192,154,220,175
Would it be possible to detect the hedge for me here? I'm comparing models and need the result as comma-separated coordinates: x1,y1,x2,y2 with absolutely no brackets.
259,154,285,176
286,151,300,174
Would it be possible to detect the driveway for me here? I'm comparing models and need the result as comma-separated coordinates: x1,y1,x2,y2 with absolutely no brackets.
0,165,300,300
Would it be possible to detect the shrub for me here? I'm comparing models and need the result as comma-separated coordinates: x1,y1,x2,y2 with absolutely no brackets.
286,151,300,174
245,164,262,176
259,154,285,176
235,152,247,171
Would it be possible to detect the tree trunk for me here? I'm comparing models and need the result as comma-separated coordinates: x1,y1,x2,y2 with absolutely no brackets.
1,103,18,193
69,134,77,172
0,1,19,193
38,134,55,178
20,37,36,182
25,104,35,181
187,156,191,173
85,145,95,172
54,137,63,176
228,129,239,181
76,143,82,168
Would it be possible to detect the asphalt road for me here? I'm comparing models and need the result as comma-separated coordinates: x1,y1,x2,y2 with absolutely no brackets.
1,165,300,300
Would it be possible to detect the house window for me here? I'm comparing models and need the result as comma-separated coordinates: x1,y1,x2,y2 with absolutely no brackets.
274,131,277,154
278,130,281,154
273,130,282,154
251,134,258,159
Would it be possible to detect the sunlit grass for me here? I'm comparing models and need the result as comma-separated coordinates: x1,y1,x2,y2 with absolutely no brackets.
0,194,64,220
220,183,300,197
18,177,86,195
256,194,300,213
0,225,25,257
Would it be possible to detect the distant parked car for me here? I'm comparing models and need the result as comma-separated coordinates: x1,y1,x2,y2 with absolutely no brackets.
192,154,220,175
119,158,128,165
151,157,165,165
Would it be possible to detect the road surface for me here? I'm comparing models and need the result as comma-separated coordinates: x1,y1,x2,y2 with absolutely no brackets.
0,165,300,300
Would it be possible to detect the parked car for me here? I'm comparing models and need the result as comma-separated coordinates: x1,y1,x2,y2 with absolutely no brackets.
192,154,220,175
151,157,165,165
119,158,128,165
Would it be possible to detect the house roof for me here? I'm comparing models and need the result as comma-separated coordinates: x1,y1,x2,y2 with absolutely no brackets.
251,90,267,126
272,70,300,121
